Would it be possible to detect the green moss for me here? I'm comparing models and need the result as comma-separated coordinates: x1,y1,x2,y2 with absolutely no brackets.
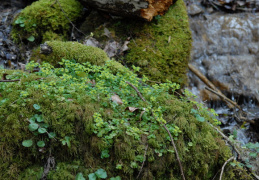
125,0,192,85
85,0,192,85
0,59,251,179
11,0,83,43
31,41,109,66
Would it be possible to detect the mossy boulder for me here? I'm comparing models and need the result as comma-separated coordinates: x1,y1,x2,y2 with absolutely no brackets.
31,41,109,66
11,0,83,43
0,57,251,179
81,0,192,85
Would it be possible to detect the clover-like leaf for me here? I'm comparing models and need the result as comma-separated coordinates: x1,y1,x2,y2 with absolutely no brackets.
38,128,47,134
95,169,107,179
75,172,85,180
88,173,96,180
37,141,45,147
22,139,33,147
110,176,121,180
48,132,56,139
27,35,35,42
33,104,40,110
29,123,39,131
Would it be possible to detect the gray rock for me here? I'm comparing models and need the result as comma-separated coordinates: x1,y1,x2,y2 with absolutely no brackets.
188,4,204,16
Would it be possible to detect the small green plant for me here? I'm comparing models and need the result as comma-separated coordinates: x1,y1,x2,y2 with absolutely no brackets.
22,103,56,148
14,16,36,42
88,169,107,180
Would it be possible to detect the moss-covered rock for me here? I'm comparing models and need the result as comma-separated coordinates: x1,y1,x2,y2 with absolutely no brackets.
31,41,109,66
81,0,192,85
11,0,83,43
0,58,251,179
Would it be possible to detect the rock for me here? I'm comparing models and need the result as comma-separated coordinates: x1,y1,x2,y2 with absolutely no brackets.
78,0,176,21
248,43,259,54
188,4,204,16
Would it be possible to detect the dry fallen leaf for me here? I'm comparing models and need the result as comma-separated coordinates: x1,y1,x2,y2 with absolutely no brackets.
139,109,146,121
111,94,123,105
125,107,139,112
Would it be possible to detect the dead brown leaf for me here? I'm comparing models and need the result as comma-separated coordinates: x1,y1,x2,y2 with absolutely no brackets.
125,107,139,112
111,94,123,105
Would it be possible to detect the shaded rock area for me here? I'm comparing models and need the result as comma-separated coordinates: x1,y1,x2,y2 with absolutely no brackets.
78,0,177,21
185,1,259,144
188,12,259,104
0,2,23,68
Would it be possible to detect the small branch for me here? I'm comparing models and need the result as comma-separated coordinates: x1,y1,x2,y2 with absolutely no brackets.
188,63,234,109
163,124,186,180
0,79,20,82
126,80,185,179
219,156,235,180
209,123,240,156
205,87,242,111
126,81,146,101
137,144,149,179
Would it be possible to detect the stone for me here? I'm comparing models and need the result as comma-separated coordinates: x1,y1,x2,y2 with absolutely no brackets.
188,4,204,16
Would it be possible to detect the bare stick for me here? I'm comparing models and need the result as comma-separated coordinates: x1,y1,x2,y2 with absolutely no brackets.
209,123,240,156
0,79,20,82
137,144,149,179
219,156,235,180
205,87,242,111
126,81,146,101
188,64,234,109
163,124,186,180
126,81,185,180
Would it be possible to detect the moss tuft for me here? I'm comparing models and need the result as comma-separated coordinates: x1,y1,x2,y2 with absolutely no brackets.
84,0,192,85
11,0,83,43
0,59,252,179
31,41,109,66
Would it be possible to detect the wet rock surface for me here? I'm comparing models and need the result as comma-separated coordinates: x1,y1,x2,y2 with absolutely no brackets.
185,1,259,145
0,1,33,69
188,12,259,103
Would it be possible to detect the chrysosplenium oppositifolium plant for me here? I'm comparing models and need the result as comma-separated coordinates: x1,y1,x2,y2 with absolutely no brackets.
0,59,234,179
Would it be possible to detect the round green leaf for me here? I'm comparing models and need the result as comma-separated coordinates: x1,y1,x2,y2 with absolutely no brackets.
29,123,39,131
95,168,107,179
48,132,56,139
38,128,47,134
33,104,40,110
22,140,33,147
110,176,121,180
35,115,44,122
37,141,45,147
40,123,49,128
88,173,96,180
75,172,85,180
27,35,35,42
249,152,257,157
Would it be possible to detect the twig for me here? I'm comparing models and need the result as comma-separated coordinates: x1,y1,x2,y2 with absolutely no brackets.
137,144,149,179
205,87,242,111
219,156,235,180
126,81,185,180
125,81,146,101
189,63,236,109
163,124,186,180
209,123,240,156
0,79,20,82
